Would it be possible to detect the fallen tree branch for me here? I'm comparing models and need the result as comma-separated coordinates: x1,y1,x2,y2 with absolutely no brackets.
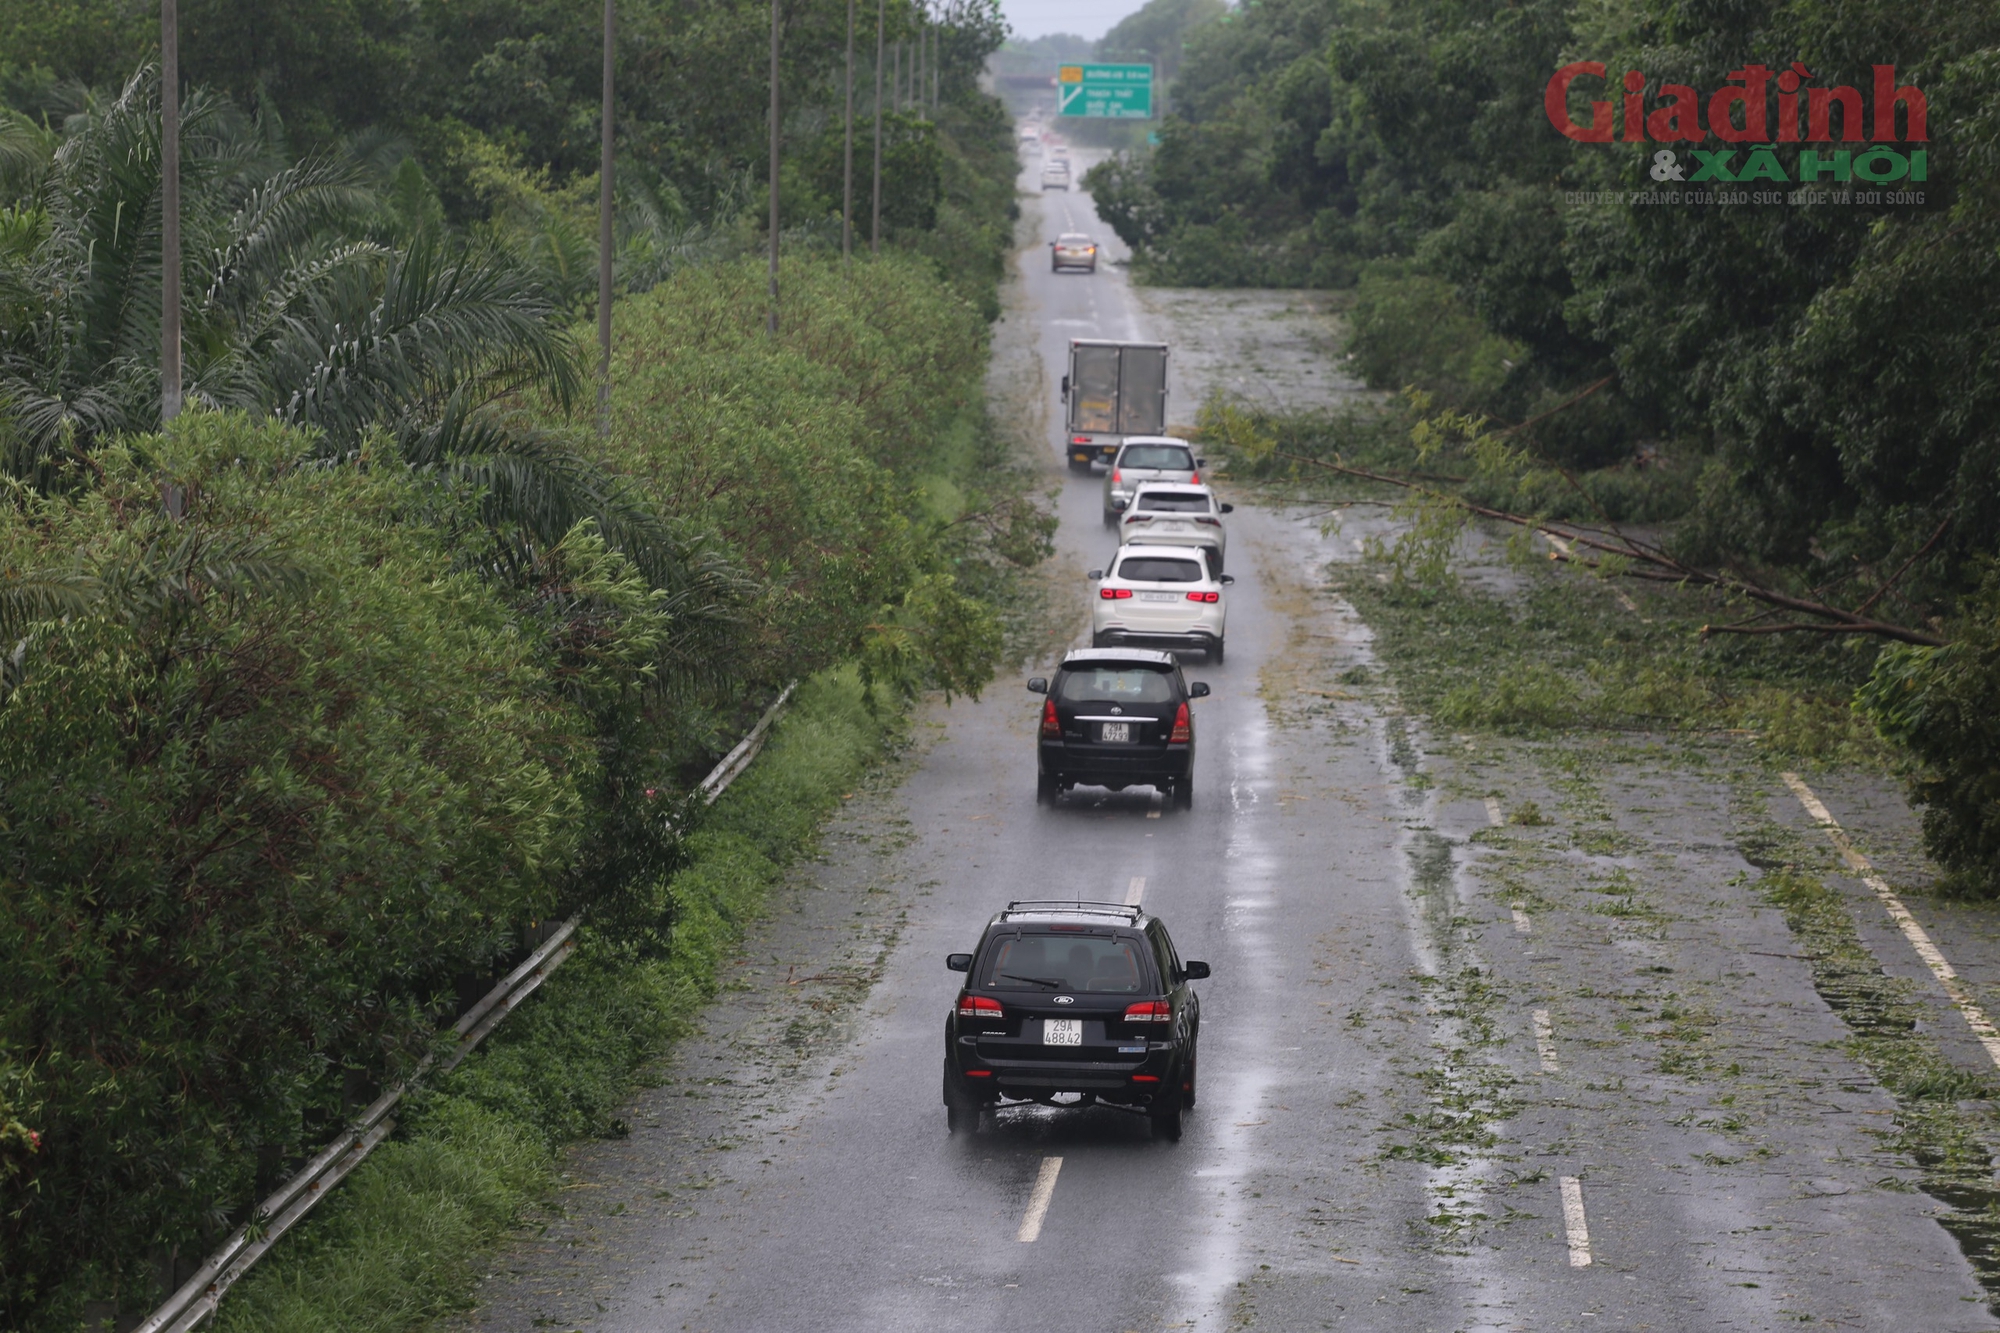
1266,446,1947,647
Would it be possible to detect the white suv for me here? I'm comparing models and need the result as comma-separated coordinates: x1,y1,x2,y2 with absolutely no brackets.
1117,482,1232,573
1088,545,1231,663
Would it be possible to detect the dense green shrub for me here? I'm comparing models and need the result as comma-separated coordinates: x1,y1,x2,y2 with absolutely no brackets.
1857,573,2000,898
0,414,618,1322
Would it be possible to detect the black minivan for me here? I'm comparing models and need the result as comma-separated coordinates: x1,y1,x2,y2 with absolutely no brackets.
1029,648,1209,810
942,901,1210,1140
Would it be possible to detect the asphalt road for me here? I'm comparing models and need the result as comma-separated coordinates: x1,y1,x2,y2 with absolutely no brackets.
459,143,2000,1333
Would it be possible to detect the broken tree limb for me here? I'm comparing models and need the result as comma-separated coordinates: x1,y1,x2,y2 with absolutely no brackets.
1265,446,1947,647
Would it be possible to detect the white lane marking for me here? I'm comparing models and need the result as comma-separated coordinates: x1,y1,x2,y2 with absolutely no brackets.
1511,904,1532,935
1126,876,1146,906
1782,773,2000,1071
1017,1156,1063,1242
1484,797,1506,827
1560,1176,1593,1267
1533,1009,1559,1072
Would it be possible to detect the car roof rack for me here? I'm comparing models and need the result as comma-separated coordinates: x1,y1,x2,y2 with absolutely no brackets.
1000,900,1143,922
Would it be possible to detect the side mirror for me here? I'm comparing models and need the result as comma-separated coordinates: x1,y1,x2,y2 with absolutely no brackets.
1188,682,1210,698
946,953,973,972
1181,960,1211,981
1087,569,1103,581
1219,503,1235,514
1219,574,1235,586
1059,374,1070,399
1027,677,1048,694
1196,458,1208,469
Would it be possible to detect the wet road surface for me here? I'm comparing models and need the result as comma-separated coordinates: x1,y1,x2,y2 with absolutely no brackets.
457,143,2000,1333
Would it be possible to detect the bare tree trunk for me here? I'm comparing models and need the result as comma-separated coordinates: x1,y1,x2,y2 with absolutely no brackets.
871,0,883,254
597,0,614,436
160,0,181,423
842,0,854,262
767,0,780,335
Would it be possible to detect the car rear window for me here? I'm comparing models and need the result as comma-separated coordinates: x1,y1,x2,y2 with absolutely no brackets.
982,933,1150,993
1136,492,1211,513
1117,556,1204,583
1058,667,1175,704
1119,446,1194,470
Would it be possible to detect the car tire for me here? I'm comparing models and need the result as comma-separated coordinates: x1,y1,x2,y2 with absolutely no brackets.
1068,457,1090,472
1092,631,1111,649
1182,1039,1199,1109
1151,1097,1183,1142
1210,639,1225,665
944,1060,980,1134
1103,509,1119,529
1036,772,1059,807
1173,778,1193,811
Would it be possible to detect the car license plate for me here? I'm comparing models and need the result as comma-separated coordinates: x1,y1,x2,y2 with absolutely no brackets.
1099,721,1132,743
1139,591,1179,602
1044,1018,1083,1046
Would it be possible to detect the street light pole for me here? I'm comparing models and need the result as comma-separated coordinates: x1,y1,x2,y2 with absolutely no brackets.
767,0,780,334
598,0,614,437
842,0,854,262
870,0,883,255
160,0,181,423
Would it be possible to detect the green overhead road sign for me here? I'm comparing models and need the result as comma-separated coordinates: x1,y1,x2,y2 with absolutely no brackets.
1057,63,1153,119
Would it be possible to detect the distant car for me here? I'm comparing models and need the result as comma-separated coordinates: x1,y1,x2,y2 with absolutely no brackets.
1040,162,1070,191
1118,482,1233,573
1088,548,1231,664
1029,647,1211,807
942,899,1210,1140
1051,233,1099,272
1102,436,1203,527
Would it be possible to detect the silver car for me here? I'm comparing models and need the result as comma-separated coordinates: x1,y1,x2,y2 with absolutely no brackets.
1102,437,1203,527
1041,162,1070,191
1051,232,1099,272
1117,482,1233,573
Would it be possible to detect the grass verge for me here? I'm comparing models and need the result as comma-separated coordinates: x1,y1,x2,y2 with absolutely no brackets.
209,667,894,1333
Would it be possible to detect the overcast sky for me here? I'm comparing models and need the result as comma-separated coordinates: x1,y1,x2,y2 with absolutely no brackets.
1001,0,1151,41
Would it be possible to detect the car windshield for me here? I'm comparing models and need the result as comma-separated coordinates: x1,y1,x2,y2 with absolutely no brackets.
1136,492,1211,513
1120,446,1194,470
1058,668,1175,704
1060,234,1093,244
982,933,1149,993
1117,556,1204,583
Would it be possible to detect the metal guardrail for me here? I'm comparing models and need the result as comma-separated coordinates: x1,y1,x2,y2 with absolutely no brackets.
135,683,797,1333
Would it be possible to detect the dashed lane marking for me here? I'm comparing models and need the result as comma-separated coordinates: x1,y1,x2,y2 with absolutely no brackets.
1560,1176,1593,1267
1511,904,1532,934
1533,1009,1559,1072
1782,772,2000,1072
1017,1156,1063,1242
1126,876,1146,906
1484,797,1506,827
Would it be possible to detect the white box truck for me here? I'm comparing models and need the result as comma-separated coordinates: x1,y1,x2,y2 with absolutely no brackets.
1060,339,1168,471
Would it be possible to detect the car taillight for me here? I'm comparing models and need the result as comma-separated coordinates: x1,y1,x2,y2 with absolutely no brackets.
1124,513,1151,524
1100,587,1132,599
1185,590,1219,602
1195,516,1221,526
1041,698,1061,737
1190,472,1200,485
959,994,1005,1019
1072,436,1090,444
1124,1000,1172,1023
1111,469,1121,483
1169,702,1191,743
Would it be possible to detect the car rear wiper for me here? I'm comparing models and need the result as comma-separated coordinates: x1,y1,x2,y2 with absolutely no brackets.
1001,972,1067,989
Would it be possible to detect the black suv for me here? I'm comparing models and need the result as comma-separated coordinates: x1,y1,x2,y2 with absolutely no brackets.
942,901,1210,1141
1029,648,1209,810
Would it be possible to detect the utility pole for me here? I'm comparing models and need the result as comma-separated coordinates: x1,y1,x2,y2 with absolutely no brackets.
767,0,780,334
870,0,883,254
160,0,181,423
598,0,614,437
842,0,854,262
